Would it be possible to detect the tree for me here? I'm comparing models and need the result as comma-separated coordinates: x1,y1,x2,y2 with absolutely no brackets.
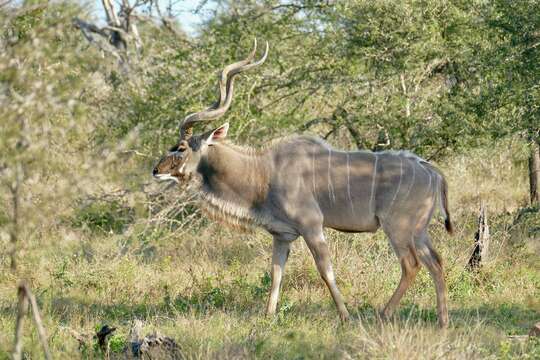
492,0,540,206
466,0,540,206
0,2,100,270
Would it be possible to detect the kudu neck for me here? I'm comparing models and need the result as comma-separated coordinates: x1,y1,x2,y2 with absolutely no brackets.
198,143,270,207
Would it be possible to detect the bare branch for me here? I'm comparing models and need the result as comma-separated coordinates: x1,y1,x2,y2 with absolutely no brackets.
130,11,186,39
0,0,13,8
130,23,143,54
194,0,211,14
344,119,367,149
73,18,123,62
102,0,121,27
153,0,183,37
101,24,130,39
299,117,333,132
12,284,27,360
73,18,108,38
300,105,368,149
12,281,51,360
400,73,411,117
249,1,334,21
9,179,19,271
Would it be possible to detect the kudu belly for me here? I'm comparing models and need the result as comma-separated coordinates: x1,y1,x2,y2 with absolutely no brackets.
315,152,380,233
319,192,380,233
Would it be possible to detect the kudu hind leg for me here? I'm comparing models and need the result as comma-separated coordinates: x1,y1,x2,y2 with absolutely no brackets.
415,233,449,328
381,243,420,320
303,230,350,322
266,237,291,316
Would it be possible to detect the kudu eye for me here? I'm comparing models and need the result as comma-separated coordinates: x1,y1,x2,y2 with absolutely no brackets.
178,140,189,152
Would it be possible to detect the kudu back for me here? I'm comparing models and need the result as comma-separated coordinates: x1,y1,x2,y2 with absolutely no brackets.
153,40,453,328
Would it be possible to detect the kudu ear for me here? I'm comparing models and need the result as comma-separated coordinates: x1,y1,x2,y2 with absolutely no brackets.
206,123,229,145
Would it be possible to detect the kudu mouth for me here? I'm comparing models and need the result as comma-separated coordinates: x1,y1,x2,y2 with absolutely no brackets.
153,174,180,183
152,153,188,183
152,168,181,183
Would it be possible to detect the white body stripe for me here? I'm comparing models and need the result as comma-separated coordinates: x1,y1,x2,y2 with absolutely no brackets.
327,148,335,203
388,156,403,213
346,152,355,216
369,154,379,214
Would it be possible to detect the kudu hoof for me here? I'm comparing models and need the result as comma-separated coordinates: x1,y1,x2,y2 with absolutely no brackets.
339,311,350,324
379,309,392,323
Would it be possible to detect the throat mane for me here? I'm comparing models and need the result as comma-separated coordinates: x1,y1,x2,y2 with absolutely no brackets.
199,191,264,232
197,142,272,232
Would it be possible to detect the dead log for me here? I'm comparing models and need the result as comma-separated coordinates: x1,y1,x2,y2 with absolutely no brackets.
468,202,490,270
529,140,540,206
129,319,183,359
66,320,183,359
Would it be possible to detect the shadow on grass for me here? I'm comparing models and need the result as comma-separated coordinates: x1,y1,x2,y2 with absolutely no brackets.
346,302,539,333
37,295,260,324
1,293,537,335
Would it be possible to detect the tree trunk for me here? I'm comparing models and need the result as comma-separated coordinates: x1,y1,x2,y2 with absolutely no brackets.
9,180,19,272
529,141,540,207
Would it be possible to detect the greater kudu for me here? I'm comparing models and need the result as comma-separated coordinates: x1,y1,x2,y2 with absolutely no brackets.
153,40,454,328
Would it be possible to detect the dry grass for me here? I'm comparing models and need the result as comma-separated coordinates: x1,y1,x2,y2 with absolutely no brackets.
0,141,539,359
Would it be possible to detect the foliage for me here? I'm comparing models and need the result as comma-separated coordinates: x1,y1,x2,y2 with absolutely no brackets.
72,199,134,234
0,1,99,269
471,0,540,143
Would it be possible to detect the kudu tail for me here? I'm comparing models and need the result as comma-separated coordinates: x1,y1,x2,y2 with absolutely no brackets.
439,174,453,235
423,161,454,235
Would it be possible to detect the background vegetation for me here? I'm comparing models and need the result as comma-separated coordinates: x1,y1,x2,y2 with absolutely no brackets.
0,0,538,358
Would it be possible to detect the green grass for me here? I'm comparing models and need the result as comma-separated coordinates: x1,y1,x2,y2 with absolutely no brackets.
1,222,538,359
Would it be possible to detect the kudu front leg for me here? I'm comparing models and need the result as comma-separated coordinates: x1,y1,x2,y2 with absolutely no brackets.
266,237,291,316
304,230,350,323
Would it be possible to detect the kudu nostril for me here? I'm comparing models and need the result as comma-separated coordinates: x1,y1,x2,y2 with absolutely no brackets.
152,167,158,176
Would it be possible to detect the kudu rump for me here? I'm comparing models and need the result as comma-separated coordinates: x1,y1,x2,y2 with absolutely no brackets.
153,40,453,328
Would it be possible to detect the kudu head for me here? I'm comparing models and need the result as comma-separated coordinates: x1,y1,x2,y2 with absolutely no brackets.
152,39,268,183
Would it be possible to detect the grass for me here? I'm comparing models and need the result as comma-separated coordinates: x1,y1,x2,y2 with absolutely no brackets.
0,144,539,359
